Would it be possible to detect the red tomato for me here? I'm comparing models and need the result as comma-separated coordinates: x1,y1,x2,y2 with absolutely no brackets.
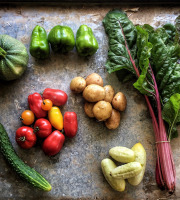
43,88,68,106
16,127,36,149
42,130,65,156
34,118,52,138
63,112,78,138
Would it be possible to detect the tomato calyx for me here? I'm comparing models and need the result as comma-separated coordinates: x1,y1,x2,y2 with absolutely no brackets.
17,136,26,142
34,126,40,133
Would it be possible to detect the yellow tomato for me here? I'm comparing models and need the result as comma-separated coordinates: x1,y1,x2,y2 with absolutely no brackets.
48,106,63,130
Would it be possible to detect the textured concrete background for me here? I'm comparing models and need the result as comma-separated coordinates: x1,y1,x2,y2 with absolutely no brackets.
0,5,179,200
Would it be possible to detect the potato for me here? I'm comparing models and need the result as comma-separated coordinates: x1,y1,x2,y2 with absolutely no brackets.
83,84,105,102
70,77,86,93
84,102,95,118
128,143,146,186
105,109,120,130
104,85,115,103
112,92,127,112
101,158,126,192
93,101,112,121
86,73,103,86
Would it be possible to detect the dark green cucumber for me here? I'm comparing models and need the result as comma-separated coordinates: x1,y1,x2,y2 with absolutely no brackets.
0,123,52,191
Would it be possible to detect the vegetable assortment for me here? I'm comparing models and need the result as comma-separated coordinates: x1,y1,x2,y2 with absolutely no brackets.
103,10,180,192
15,88,78,157
70,73,127,129
101,143,146,192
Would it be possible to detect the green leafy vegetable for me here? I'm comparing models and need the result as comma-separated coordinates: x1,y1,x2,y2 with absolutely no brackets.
102,10,137,75
162,93,180,139
175,15,180,42
149,31,180,104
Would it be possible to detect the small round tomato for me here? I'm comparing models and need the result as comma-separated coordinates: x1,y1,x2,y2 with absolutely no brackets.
34,118,52,138
20,110,35,125
41,99,53,111
16,126,36,149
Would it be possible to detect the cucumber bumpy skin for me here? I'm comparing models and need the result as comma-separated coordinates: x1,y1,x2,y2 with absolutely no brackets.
0,124,52,191
110,162,142,179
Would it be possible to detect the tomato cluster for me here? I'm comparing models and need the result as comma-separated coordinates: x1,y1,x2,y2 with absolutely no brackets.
16,88,78,156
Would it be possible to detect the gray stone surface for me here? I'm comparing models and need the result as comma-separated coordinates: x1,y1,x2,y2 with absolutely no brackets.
0,5,179,200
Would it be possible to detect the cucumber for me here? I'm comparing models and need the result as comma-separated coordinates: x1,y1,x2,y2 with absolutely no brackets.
0,124,52,191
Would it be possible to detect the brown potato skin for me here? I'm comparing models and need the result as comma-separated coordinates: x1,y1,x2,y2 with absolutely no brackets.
83,84,105,102
105,109,120,129
104,85,115,103
112,92,127,112
93,101,112,121
84,102,95,118
70,77,86,93
86,73,103,87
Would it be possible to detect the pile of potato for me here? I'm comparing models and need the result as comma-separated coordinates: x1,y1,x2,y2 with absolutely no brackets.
70,73,127,129
101,143,146,192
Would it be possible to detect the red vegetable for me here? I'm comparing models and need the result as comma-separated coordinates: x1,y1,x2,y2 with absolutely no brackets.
34,118,52,138
42,130,65,156
16,126,36,149
43,88,68,106
28,92,47,118
64,112,78,138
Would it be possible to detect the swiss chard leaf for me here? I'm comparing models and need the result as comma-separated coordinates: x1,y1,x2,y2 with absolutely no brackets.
103,10,137,75
133,26,154,95
163,24,177,44
162,93,180,139
175,15,180,43
149,32,180,104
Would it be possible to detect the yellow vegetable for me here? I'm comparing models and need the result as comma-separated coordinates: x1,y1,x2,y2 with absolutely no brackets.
128,143,146,186
109,146,135,163
101,158,125,192
110,162,142,179
48,106,63,130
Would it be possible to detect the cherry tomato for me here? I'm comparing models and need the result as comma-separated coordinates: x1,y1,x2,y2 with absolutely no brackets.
41,99,53,111
16,126,36,149
42,130,65,156
34,118,52,138
20,110,35,125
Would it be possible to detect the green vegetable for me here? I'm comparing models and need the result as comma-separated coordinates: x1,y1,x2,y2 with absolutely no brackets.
0,34,29,81
30,25,50,59
102,10,137,75
48,25,75,53
0,124,52,191
175,15,180,42
76,25,99,56
162,93,180,139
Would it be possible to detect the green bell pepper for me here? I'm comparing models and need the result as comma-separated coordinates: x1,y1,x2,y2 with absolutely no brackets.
76,25,99,56
48,25,75,53
30,25,50,59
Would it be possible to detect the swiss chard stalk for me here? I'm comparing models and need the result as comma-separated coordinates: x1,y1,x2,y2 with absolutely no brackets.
103,10,180,192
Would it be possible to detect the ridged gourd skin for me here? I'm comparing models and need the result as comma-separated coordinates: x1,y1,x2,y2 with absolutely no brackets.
0,124,51,191
110,161,142,179
0,35,29,81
